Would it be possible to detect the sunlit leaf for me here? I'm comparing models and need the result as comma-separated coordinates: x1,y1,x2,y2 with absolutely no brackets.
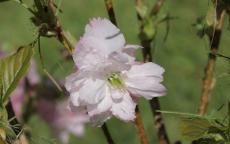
0,45,34,106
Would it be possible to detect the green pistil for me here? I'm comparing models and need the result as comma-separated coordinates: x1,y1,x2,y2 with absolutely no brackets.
107,73,124,87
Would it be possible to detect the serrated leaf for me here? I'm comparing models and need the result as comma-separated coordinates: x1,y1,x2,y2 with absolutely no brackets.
0,45,33,106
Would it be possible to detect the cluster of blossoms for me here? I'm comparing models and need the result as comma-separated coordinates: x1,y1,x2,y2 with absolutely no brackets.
65,18,166,126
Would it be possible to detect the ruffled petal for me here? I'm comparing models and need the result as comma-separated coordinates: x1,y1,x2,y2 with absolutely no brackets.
110,87,126,100
65,72,87,106
73,37,108,70
69,91,80,106
90,111,112,127
87,85,113,116
123,44,142,57
123,63,166,99
78,78,106,105
125,62,165,78
111,90,136,122
84,18,125,53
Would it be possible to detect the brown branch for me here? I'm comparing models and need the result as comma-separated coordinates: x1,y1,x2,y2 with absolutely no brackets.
135,0,170,144
104,1,149,143
101,124,115,144
198,1,226,115
150,98,170,144
134,107,149,144
104,0,117,26
48,0,74,54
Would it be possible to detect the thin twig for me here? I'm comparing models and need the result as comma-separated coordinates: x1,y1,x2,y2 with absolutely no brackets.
6,102,22,136
150,98,170,144
134,107,149,144
101,124,115,144
48,0,74,54
104,0,117,26
135,0,170,144
104,1,149,143
198,1,226,115
150,0,165,17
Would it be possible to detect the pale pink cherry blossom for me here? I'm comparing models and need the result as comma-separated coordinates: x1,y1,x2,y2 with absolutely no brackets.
73,18,140,72
37,99,89,144
65,18,166,126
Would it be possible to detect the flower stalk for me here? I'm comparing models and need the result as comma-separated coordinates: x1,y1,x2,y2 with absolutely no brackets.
135,0,170,144
101,124,115,144
104,1,149,144
104,0,117,26
134,107,149,144
198,0,226,115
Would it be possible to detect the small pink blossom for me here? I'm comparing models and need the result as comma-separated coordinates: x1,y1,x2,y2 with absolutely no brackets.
37,99,89,144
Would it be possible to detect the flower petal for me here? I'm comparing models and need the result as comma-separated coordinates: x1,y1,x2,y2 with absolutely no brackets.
123,44,142,57
87,85,113,116
90,111,112,127
84,18,125,53
123,63,166,99
78,78,106,105
111,90,136,122
110,87,126,100
69,91,80,106
73,37,107,70
125,62,165,78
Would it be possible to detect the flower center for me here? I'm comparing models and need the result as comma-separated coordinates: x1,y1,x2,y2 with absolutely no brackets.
107,72,124,87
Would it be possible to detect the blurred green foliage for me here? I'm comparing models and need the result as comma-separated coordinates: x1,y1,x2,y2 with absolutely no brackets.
1,0,230,144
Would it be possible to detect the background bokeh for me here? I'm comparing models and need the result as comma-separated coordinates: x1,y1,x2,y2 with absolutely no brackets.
1,0,230,144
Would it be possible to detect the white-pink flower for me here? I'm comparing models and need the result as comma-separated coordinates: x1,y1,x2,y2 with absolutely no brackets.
65,18,166,126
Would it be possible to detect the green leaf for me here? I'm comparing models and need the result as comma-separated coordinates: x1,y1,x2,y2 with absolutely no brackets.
0,45,34,106
136,5,148,19
180,117,213,140
143,17,156,39
0,107,16,143
139,17,156,41
206,5,216,27
192,133,225,144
